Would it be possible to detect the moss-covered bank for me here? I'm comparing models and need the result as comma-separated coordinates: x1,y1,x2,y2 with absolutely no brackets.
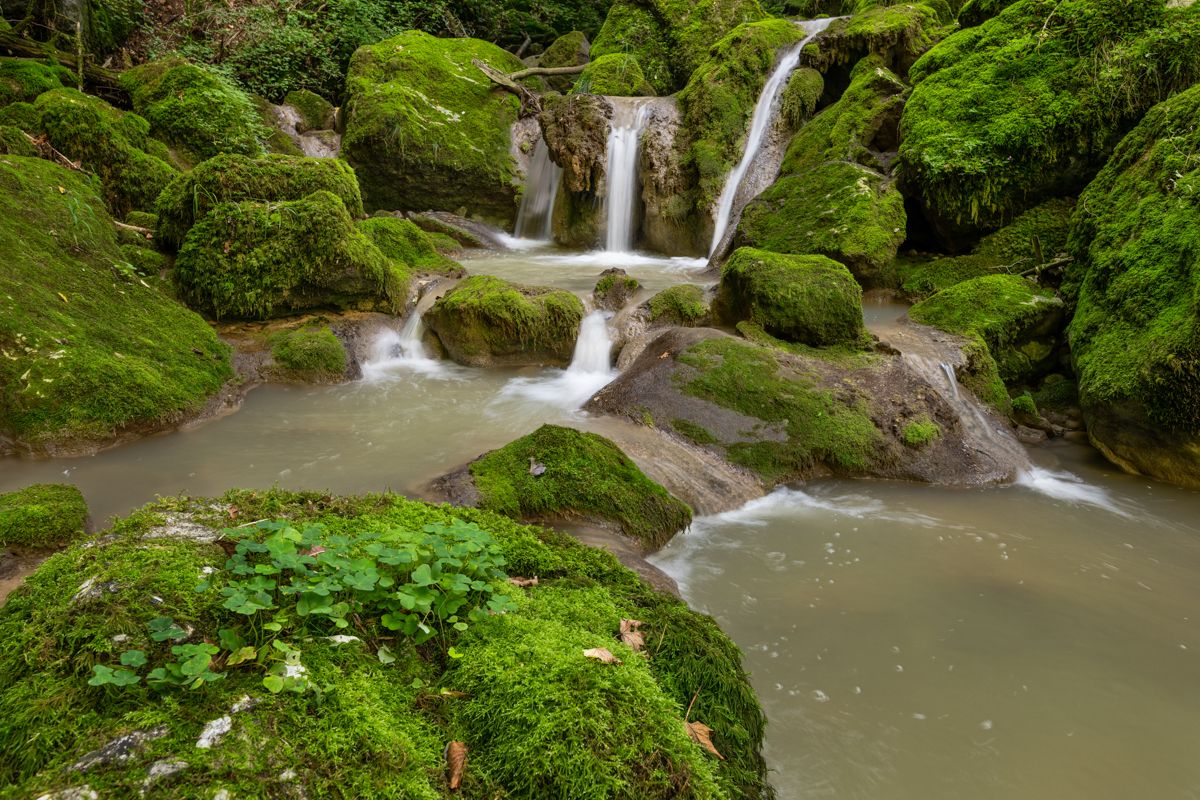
0,484,88,549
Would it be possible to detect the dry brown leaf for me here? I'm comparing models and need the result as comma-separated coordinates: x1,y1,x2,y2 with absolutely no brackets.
583,647,622,665
685,721,725,760
446,740,467,790
619,619,645,652
508,576,539,588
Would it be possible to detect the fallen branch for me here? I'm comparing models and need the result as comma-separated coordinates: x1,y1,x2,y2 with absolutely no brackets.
472,57,542,115
0,31,127,105
508,64,588,80
22,131,84,172
114,220,154,237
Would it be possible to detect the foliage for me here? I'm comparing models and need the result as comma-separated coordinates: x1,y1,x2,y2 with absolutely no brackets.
270,325,347,379
573,53,655,96
469,424,693,549
649,284,709,326
0,484,88,549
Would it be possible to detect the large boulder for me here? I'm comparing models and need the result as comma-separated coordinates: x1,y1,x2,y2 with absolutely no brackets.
341,31,526,223
0,484,89,549
799,2,946,74
539,93,613,247
1064,83,1200,488
573,53,656,96
425,276,585,367
0,156,231,454
716,248,866,346
539,31,591,92
0,57,72,106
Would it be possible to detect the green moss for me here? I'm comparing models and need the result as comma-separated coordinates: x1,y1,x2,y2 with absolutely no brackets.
356,216,460,275
901,417,940,447
900,0,1200,233
910,274,1059,356
34,88,178,217
717,248,866,346
1032,374,1078,411
779,67,823,129
117,243,170,277
678,337,883,478
0,124,34,155
342,31,526,221
540,30,591,92
591,2,676,95
959,335,1012,413
670,418,718,445
0,156,231,450
1011,391,1036,416
121,57,266,161
469,424,692,549
0,489,768,799
573,53,656,96
155,153,364,250
283,88,335,131
802,3,944,72
270,324,347,380
0,484,88,549
594,271,641,310
0,57,73,106
425,276,585,367
0,100,39,131
649,284,709,326
1065,82,1200,434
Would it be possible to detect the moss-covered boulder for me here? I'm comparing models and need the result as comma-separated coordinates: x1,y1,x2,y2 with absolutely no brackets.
910,274,1064,385
0,156,231,453
34,88,177,216
342,31,526,222
717,248,866,346
591,0,769,95
540,30,591,92
155,153,363,250
268,324,348,382
282,88,336,132
0,99,39,130
594,268,641,311
573,52,656,96
0,489,770,798
734,55,908,283
121,57,265,162
460,424,693,549
425,276,585,368
799,3,946,74
0,57,72,106
649,284,710,326
1063,83,1200,488
899,0,1200,242
0,484,88,549
0,123,33,155
356,215,461,276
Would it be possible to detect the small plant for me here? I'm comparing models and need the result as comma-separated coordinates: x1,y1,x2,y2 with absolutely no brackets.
901,418,941,448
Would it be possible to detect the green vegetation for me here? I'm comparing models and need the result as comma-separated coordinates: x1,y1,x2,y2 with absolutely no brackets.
425,276,585,367
901,418,940,447
121,57,266,162
0,484,88,549
649,284,710,326
0,100,39,131
573,53,655,96
801,3,945,72
175,190,405,320
155,153,364,250
1032,374,1078,412
717,248,866,346
0,156,230,451
341,31,525,220
0,58,72,106
540,30,591,92
357,216,460,275
0,124,34,155
283,89,336,131
469,425,692,549
270,325,348,380
1011,391,1037,417
671,418,718,445
0,489,767,798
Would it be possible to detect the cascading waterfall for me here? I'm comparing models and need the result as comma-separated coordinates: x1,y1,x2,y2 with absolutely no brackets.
707,18,835,258
494,309,617,410
361,313,446,380
514,138,562,240
604,98,653,253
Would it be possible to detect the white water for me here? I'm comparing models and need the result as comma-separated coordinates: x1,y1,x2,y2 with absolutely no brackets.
604,98,653,253
360,315,455,381
514,138,562,241
939,361,960,400
708,18,835,258
494,310,617,412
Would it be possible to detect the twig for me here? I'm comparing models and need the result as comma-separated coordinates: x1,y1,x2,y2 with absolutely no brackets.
684,688,700,722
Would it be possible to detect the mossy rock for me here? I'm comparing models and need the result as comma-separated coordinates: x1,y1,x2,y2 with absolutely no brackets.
34,88,178,217
425,276,585,368
283,88,336,132
910,274,1063,384
356,216,461,276
121,56,266,162
175,190,405,320
341,31,527,222
0,100,39,130
573,52,656,96
1063,82,1200,488
899,0,1200,241
467,424,692,549
269,324,348,381
155,153,364,251
0,484,88,549
592,0,770,95
118,242,170,276
593,268,641,311
800,3,945,73
901,417,941,448
716,248,866,346
0,489,769,798
540,30,591,92
0,123,33,155
0,57,73,106
648,284,710,326
0,156,231,452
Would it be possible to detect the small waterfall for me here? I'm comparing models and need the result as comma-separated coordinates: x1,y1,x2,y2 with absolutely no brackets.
604,99,652,253
939,362,960,400
493,310,617,410
567,310,615,375
514,138,562,240
361,313,448,381
707,18,835,258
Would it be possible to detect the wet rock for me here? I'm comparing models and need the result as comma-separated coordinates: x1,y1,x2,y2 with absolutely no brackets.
196,716,232,749
593,269,641,312
638,97,701,256
539,93,612,194
141,759,188,793
72,726,168,771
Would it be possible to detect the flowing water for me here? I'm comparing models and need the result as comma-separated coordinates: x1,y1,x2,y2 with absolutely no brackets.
604,98,653,253
708,19,836,258
461,245,707,294
514,138,562,241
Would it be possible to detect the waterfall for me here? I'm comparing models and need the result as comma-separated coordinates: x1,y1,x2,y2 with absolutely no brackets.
939,362,960,400
604,99,652,253
515,138,562,240
493,310,617,410
361,313,447,380
707,18,835,258
567,310,615,375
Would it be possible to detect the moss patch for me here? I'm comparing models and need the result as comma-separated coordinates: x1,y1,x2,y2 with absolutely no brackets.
269,325,347,381
469,424,692,549
540,30,591,92
356,216,460,275
283,88,335,132
573,53,656,96
901,417,940,447
0,123,34,155
0,484,88,549
649,284,710,326
0,57,73,106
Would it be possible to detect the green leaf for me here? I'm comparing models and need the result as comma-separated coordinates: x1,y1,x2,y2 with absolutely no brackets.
410,563,434,586
263,675,285,693
218,628,244,652
226,646,258,666
376,644,396,665
120,650,148,667
447,646,464,660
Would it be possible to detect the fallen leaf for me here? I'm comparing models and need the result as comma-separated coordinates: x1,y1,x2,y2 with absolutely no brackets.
445,740,467,789
58,185,65,194
303,545,326,557
439,689,468,698
619,619,645,652
659,351,670,359
685,720,725,760
508,576,538,588
583,647,621,665
57,292,69,303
